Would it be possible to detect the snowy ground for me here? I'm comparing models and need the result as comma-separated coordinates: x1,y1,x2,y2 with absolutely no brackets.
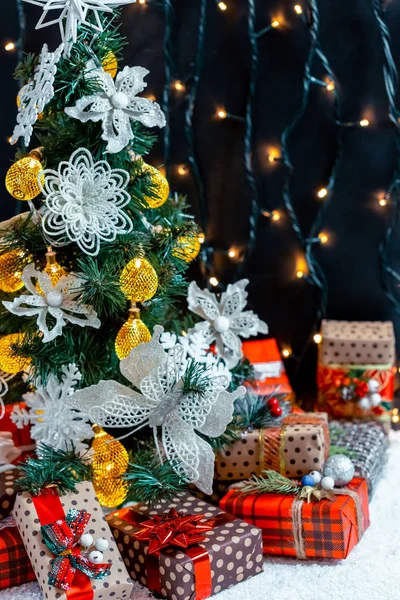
1,432,400,600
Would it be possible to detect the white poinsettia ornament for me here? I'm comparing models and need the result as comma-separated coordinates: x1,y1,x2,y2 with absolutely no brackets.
11,43,64,147
11,364,93,453
2,263,100,343
39,147,133,255
187,279,269,369
65,61,166,153
23,0,136,56
69,325,245,494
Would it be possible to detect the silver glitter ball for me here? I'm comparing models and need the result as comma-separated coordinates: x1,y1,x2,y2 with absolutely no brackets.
323,454,355,487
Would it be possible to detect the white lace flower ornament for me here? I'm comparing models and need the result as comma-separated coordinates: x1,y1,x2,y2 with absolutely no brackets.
23,0,136,56
39,147,133,256
70,325,245,494
11,364,93,453
187,278,269,369
11,43,64,147
2,263,101,343
65,61,166,153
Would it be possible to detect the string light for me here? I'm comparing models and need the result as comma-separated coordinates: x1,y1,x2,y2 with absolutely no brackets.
318,232,329,244
228,248,237,258
294,4,303,14
262,209,281,221
282,348,291,358
360,119,370,127
326,80,335,91
177,164,189,176
296,270,305,279
271,20,280,28
173,80,185,92
138,0,146,4
217,109,227,119
218,1,227,10
317,187,328,199
209,276,219,287
379,197,388,207
392,408,399,424
198,232,205,244
313,333,322,344
5,42,15,52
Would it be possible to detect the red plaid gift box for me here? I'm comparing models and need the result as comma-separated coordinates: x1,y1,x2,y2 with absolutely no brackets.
0,519,36,589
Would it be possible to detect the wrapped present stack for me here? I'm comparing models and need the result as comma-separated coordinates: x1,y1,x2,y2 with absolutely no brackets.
316,320,396,421
242,339,294,399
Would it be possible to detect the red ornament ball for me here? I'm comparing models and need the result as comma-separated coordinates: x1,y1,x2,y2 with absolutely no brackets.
267,397,279,409
270,405,282,417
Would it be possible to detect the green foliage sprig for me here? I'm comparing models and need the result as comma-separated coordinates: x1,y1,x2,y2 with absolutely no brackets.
16,444,93,496
239,470,301,495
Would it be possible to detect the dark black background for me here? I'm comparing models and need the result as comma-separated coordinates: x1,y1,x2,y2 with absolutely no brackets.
1,0,400,404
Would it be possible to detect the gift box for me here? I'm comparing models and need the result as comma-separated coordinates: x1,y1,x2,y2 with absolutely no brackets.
0,466,22,520
317,363,394,419
329,420,389,497
188,481,233,507
220,477,369,560
0,517,36,589
106,492,264,600
215,413,330,480
1,402,34,450
12,481,133,600
320,320,395,366
242,339,293,397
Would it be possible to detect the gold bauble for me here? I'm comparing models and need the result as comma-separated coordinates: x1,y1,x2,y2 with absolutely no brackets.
93,476,128,508
102,50,118,78
115,310,151,360
92,425,129,478
120,257,158,302
0,249,31,293
36,249,67,295
142,164,170,208
0,333,31,374
172,234,201,263
5,156,44,201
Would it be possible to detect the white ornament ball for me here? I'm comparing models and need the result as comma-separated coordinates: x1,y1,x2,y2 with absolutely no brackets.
358,396,372,411
95,537,109,552
45,290,63,308
323,454,355,487
110,91,129,109
368,379,380,393
369,392,382,408
88,550,104,564
321,476,335,490
213,315,230,333
79,533,94,548
309,470,322,485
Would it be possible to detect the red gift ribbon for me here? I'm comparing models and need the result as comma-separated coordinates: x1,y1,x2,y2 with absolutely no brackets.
115,507,235,600
32,489,94,600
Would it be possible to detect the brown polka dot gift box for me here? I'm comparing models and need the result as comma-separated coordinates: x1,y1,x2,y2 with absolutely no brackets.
106,492,264,600
0,466,23,520
215,413,330,480
12,481,133,600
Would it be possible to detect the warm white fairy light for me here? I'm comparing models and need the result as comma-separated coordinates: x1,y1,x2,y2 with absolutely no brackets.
296,270,305,279
198,233,205,244
317,187,328,199
360,119,369,127
313,333,322,344
177,164,188,176
271,19,280,28
218,1,227,10
228,248,237,258
282,348,291,358
326,80,335,91
5,42,16,51
392,408,399,424
217,109,227,119
173,80,185,92
209,276,219,287
294,4,302,14
379,197,388,207
318,232,329,244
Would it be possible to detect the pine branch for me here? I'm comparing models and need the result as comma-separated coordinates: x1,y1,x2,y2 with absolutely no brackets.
229,358,255,391
124,450,187,505
233,391,292,430
17,444,93,496
182,360,209,397
239,470,301,495
77,257,126,317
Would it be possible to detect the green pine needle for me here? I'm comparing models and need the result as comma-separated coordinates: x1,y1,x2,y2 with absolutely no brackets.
233,391,292,429
16,444,93,496
182,359,210,397
229,358,255,391
239,470,301,495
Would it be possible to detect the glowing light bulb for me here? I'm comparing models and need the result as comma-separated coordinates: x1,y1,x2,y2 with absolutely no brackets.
313,333,322,344
138,0,146,4
271,20,280,28
174,80,185,92
268,155,276,163
181,330,187,336
282,348,291,358
326,80,335,91
379,197,387,207
146,94,156,102
318,232,329,244
198,232,205,244
7,136,12,144
392,408,399,424
294,4,302,13
218,1,227,10
209,276,219,287
5,42,15,52
360,119,369,127
177,164,188,176
296,270,304,279
217,109,227,119
317,187,328,199
228,248,237,258
271,210,281,222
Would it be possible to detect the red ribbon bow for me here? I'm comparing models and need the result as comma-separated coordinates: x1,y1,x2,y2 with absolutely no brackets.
133,507,214,554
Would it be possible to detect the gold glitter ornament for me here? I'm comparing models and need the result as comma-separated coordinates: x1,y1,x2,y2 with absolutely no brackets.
93,477,128,508
5,155,44,201
172,234,201,263
119,257,158,302
102,50,118,78
0,333,31,374
92,425,129,507
0,249,32,293
142,163,170,208
115,308,151,360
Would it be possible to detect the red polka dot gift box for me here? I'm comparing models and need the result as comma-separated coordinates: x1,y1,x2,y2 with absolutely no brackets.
12,481,133,600
106,492,264,600
215,413,330,480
